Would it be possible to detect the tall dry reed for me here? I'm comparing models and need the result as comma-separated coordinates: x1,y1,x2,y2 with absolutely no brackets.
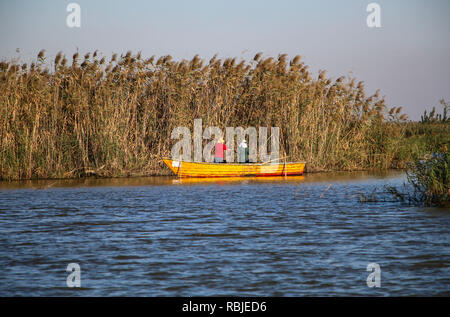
0,51,410,180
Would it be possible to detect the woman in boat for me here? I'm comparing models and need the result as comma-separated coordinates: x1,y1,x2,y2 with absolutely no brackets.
214,138,228,163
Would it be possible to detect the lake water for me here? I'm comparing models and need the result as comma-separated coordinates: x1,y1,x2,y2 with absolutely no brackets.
0,171,448,296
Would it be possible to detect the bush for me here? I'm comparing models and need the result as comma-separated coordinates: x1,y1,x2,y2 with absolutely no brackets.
406,151,449,207
387,151,449,207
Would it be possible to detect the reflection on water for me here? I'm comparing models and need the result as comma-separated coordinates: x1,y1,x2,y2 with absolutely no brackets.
0,170,448,296
0,170,404,189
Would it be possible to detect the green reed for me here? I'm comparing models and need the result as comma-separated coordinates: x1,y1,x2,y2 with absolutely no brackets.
386,151,449,207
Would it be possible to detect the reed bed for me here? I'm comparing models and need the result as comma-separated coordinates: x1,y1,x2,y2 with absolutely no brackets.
0,50,422,180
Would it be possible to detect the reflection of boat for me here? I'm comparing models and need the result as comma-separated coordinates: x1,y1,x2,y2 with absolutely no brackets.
162,158,306,178
172,175,305,185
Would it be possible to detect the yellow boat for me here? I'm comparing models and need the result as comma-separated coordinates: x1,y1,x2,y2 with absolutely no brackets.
162,158,306,178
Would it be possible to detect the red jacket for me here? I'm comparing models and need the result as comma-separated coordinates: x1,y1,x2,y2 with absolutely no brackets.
215,143,227,158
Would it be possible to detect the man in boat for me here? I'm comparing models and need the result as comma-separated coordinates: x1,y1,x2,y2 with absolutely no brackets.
238,139,249,163
214,138,228,163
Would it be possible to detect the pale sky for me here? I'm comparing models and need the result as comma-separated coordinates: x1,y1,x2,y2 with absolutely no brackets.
1,0,449,120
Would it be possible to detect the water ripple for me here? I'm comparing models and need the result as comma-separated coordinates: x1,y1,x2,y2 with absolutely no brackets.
0,172,449,296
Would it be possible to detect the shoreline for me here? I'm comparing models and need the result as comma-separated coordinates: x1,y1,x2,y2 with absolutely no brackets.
0,167,405,183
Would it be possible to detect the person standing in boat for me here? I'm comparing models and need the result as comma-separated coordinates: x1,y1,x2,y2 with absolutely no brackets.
214,138,228,163
238,139,249,163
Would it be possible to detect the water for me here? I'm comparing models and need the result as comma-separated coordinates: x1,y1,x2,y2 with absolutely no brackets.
0,171,448,296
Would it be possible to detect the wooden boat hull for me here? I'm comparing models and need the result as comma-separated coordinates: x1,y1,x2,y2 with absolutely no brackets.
163,159,306,178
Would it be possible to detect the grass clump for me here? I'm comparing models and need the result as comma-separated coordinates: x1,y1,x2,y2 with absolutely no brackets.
387,150,449,207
